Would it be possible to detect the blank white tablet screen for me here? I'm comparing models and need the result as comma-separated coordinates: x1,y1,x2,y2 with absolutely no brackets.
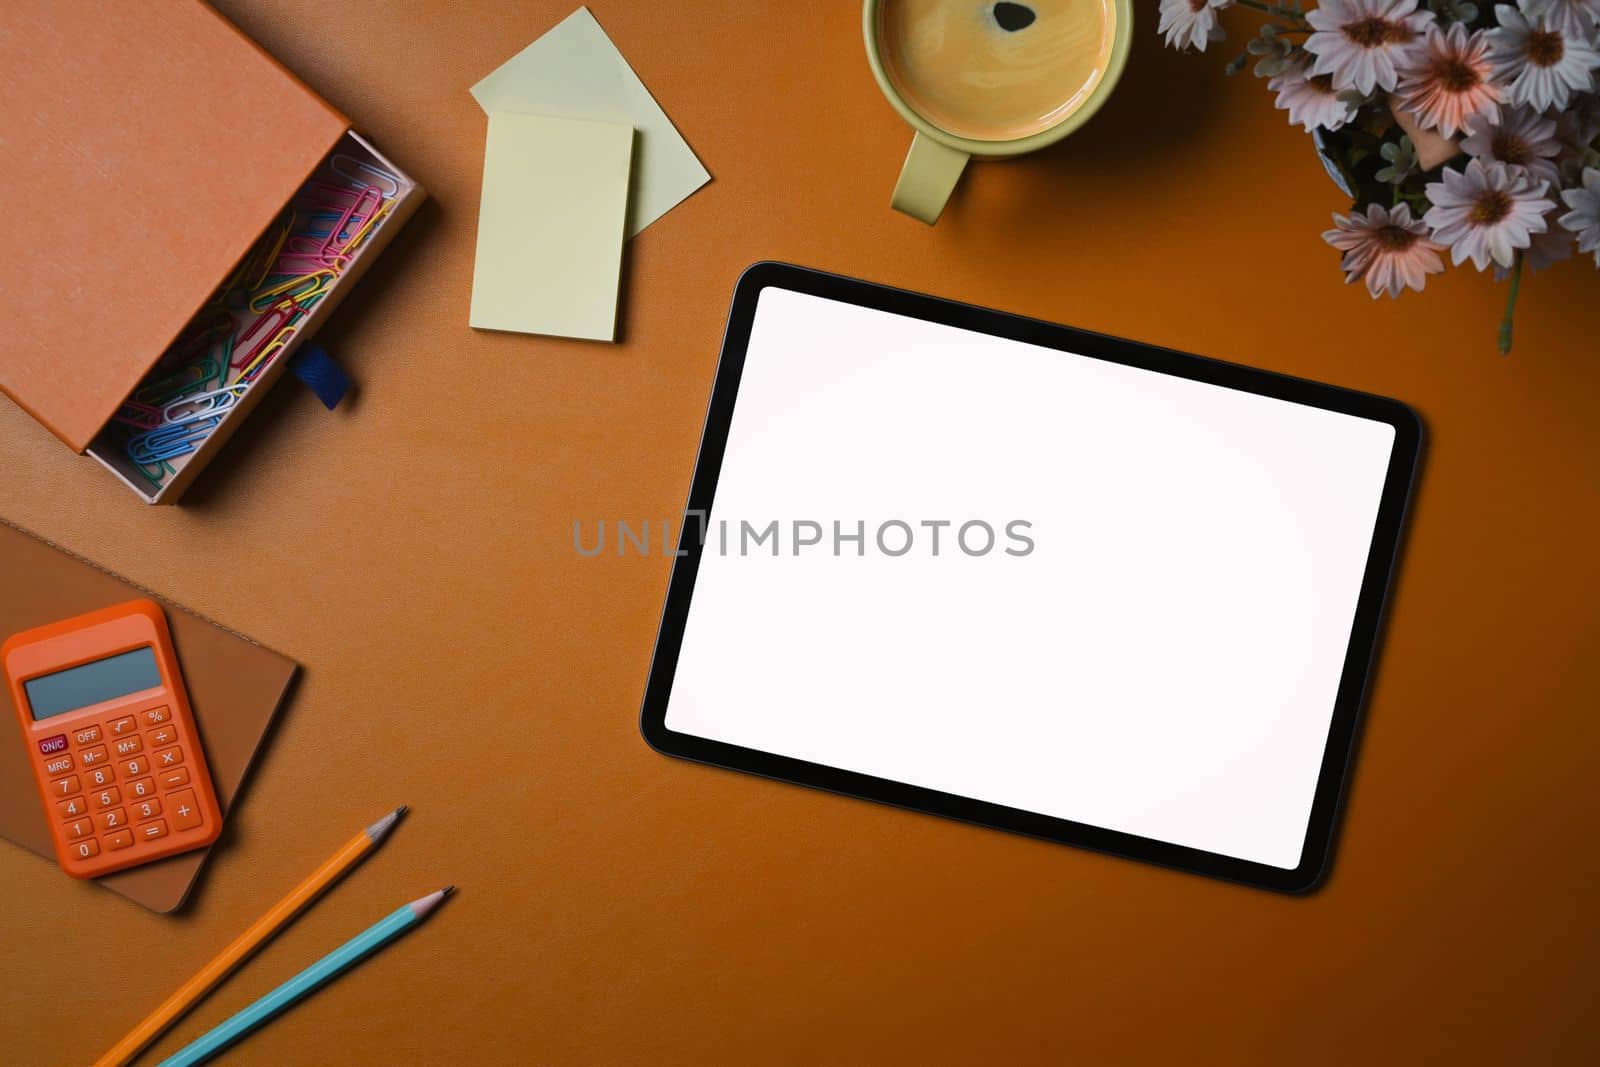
664,287,1396,870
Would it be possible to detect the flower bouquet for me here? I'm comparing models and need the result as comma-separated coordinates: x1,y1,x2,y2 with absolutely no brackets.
1157,0,1600,351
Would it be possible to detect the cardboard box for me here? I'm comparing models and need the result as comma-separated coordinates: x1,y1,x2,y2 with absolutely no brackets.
0,1,424,503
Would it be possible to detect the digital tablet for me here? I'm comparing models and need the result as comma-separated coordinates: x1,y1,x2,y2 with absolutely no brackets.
640,263,1420,892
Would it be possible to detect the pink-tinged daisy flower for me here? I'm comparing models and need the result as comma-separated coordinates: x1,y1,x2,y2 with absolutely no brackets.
1461,106,1563,186
1158,0,1231,53
1270,57,1358,131
1424,157,1556,269
1518,0,1600,39
1306,0,1433,95
1487,4,1600,112
1394,22,1502,136
1322,203,1446,297
1558,165,1600,263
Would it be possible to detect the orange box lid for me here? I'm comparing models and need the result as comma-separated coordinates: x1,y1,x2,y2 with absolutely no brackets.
0,2,348,452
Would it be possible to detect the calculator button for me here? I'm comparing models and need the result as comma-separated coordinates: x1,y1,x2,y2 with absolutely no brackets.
72,838,101,860
49,774,81,797
159,767,191,791
38,734,69,756
105,829,135,851
132,797,163,822
95,808,127,832
44,754,76,776
142,706,170,725
113,735,143,757
108,716,137,736
138,820,169,842
168,790,203,831
79,745,109,767
73,725,102,746
127,776,157,799
57,796,88,819
147,724,178,747
94,786,122,809
122,756,149,778
65,818,93,840
87,765,115,788
154,746,183,770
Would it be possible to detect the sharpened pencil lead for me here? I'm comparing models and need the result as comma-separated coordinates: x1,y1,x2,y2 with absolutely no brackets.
364,805,406,842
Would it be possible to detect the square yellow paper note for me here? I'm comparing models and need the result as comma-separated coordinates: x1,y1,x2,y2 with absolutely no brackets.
470,112,634,341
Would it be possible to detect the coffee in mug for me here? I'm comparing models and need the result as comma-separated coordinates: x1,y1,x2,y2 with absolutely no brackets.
878,0,1119,142
864,0,1132,223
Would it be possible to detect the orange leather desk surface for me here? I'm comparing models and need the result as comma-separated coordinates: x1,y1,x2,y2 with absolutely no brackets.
0,3,1595,1064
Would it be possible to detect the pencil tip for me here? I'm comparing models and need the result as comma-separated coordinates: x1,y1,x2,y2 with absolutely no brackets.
365,805,407,842
411,886,454,919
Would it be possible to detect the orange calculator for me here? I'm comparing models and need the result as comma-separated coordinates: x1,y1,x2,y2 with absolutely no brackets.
3,599,222,878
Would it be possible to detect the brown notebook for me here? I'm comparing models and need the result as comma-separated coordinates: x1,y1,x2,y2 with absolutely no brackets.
0,519,296,912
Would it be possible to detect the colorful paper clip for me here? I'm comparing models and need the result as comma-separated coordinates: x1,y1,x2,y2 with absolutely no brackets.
249,271,335,313
113,148,401,490
125,413,226,464
135,359,217,407
232,303,299,370
330,154,401,198
161,384,248,424
111,400,165,431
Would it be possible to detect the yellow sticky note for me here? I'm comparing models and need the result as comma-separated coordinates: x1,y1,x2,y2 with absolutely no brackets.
470,112,633,341
471,6,709,237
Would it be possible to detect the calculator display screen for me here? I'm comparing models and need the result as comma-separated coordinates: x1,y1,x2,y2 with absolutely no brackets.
23,647,163,720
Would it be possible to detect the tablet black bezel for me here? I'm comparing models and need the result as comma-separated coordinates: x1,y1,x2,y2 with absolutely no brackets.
639,262,1422,893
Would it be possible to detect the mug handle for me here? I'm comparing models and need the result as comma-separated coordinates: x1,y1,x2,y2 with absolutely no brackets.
891,132,969,225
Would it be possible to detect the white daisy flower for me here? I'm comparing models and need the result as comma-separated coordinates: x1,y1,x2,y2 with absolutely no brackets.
1270,56,1359,131
1487,4,1600,112
1424,157,1556,269
1518,0,1600,38
1558,165,1600,263
1306,0,1433,95
1322,202,1446,297
1461,106,1564,186
1159,0,1231,53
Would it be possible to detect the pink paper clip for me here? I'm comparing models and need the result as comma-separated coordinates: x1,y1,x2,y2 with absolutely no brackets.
295,180,369,210
275,233,348,275
320,185,381,259
111,400,164,430
232,301,297,369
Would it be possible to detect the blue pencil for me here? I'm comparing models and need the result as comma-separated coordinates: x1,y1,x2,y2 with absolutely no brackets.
157,888,452,1067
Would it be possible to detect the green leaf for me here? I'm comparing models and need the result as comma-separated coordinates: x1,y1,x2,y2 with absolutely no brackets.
1254,55,1290,78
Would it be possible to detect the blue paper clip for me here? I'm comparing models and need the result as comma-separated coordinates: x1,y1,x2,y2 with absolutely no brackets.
126,413,225,464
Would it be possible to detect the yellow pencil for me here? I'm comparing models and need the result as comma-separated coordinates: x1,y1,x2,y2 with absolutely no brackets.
93,806,407,1067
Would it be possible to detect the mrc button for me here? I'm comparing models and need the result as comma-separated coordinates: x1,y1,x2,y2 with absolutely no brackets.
38,734,68,755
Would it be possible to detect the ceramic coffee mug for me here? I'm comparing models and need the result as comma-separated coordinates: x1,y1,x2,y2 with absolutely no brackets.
864,0,1133,224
